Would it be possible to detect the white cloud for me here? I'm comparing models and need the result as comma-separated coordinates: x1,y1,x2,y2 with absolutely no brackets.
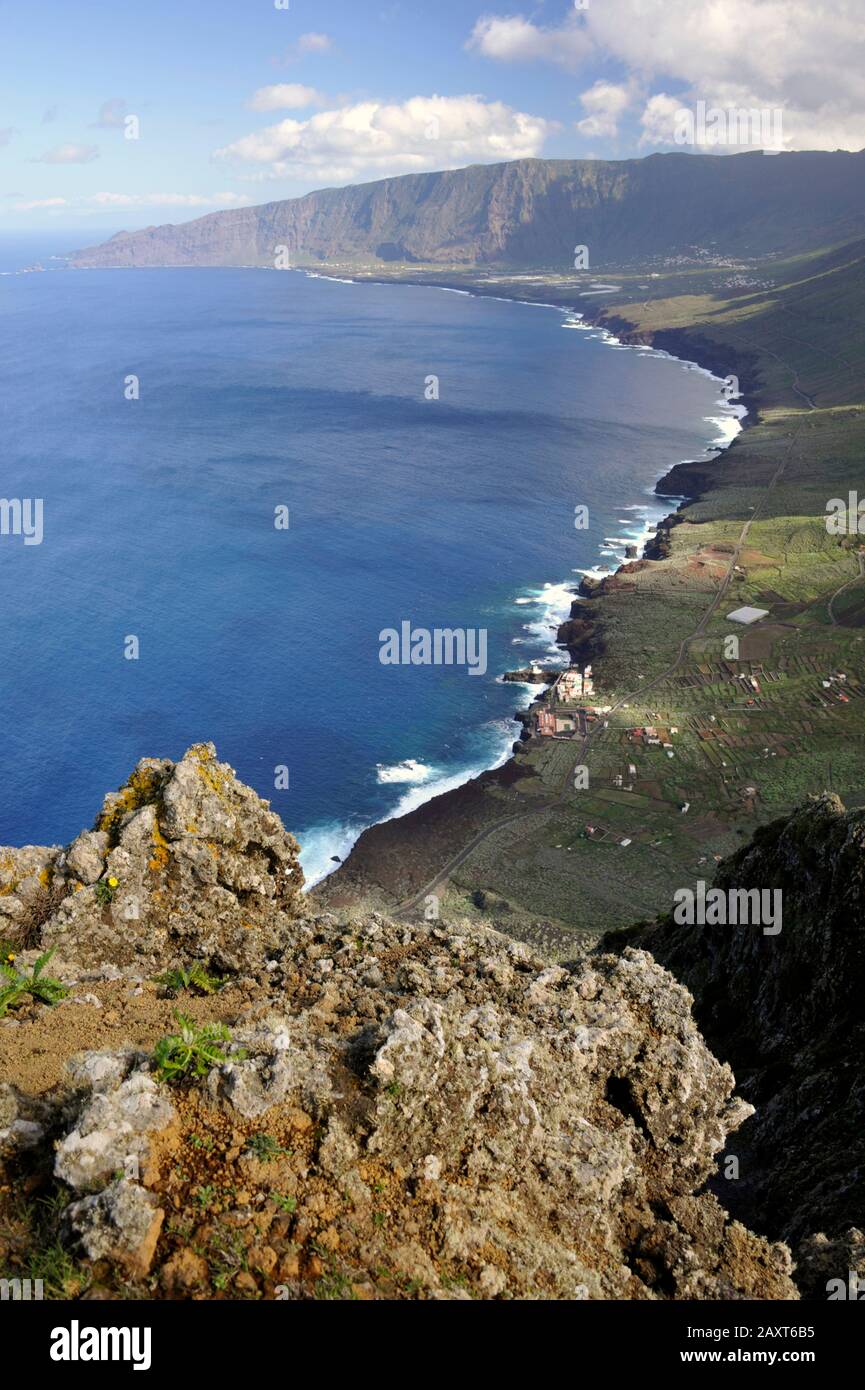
280,32,333,63
576,81,635,139
249,84,323,112
638,93,687,148
472,2,865,151
12,191,250,214
298,32,331,54
93,98,128,129
467,13,591,71
13,197,68,212
215,94,554,183
33,143,100,164
88,191,250,207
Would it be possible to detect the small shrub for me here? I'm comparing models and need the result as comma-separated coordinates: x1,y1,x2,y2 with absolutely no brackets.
155,963,226,997
245,1133,291,1164
152,1012,243,1083
0,948,68,1017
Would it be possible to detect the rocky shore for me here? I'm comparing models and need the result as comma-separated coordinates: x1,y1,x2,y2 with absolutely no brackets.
319,287,760,908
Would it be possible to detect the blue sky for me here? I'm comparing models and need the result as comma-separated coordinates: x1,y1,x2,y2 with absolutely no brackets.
1,0,862,230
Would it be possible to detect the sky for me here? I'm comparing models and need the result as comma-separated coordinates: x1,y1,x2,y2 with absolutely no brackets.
2,0,864,231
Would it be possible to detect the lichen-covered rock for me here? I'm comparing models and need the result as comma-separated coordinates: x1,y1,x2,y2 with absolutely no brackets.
38,743,305,971
193,919,795,1300
0,844,62,934
65,1179,164,1277
55,1069,176,1192
64,831,109,886
207,1015,332,1119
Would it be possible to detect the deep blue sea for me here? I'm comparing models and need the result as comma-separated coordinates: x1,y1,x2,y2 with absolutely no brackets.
0,233,740,883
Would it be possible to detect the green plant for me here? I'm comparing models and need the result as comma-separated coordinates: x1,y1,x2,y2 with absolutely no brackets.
245,1133,291,1164
155,963,226,996
270,1194,297,1214
0,948,67,1017
315,1266,357,1301
152,1012,242,1083
94,875,119,905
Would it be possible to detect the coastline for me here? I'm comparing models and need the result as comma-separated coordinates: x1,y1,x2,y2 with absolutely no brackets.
44,251,755,898
312,272,756,908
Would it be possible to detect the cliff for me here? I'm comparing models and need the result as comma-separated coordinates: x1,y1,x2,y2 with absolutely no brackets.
70,149,865,270
606,794,865,1297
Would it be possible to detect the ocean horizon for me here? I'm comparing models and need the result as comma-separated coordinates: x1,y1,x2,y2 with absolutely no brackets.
0,233,741,884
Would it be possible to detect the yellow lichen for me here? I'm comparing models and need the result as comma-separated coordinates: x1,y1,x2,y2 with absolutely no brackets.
97,765,164,837
148,818,170,873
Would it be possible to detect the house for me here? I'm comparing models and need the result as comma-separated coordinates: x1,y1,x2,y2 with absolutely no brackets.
727,605,770,625
535,707,578,737
553,666,594,703
536,708,557,737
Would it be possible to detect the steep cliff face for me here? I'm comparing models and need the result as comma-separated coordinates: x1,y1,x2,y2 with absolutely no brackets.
613,795,865,1271
70,149,865,270
0,745,796,1300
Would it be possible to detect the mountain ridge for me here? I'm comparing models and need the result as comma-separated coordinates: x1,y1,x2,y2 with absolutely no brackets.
70,150,865,271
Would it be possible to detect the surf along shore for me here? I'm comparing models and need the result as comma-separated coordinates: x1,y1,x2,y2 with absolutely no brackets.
315,243,865,954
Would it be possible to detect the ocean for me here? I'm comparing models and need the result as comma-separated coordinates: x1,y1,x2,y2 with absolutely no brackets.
0,233,742,883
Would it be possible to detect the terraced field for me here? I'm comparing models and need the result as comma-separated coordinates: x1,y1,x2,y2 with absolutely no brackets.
320,242,865,950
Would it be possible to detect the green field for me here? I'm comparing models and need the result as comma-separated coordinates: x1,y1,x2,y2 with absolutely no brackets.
320,241,865,951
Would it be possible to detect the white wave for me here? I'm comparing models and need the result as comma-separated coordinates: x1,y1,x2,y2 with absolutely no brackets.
381,723,517,826
301,718,522,888
298,820,366,889
515,580,576,657
376,758,433,785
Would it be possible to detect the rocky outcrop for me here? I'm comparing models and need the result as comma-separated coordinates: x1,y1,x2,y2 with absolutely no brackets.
0,747,798,1300
611,794,865,1279
1,917,795,1300
1,743,305,973
5,750,861,1299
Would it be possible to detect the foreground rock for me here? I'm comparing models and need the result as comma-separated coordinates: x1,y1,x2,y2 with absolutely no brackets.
1,920,795,1299
0,745,798,1300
